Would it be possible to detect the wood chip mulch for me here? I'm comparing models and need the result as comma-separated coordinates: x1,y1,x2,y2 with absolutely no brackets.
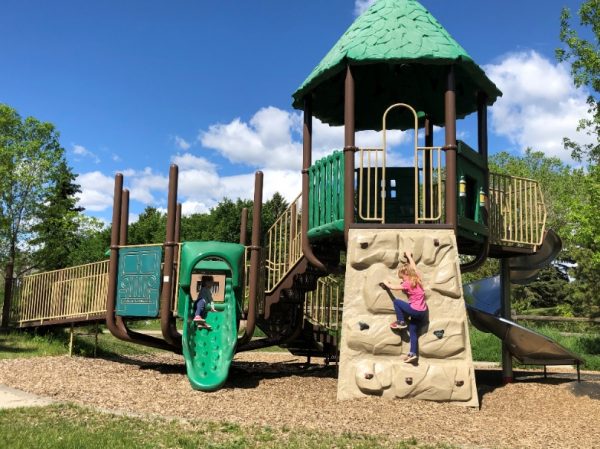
0,352,599,449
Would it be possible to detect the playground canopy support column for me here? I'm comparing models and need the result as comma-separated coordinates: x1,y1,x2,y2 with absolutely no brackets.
105,174,176,352
461,92,490,273
301,96,326,271
160,164,182,350
444,65,457,230
239,208,248,246
238,171,263,347
500,258,514,383
344,65,357,243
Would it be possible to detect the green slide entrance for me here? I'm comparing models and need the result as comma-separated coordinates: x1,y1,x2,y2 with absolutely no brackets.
177,242,245,391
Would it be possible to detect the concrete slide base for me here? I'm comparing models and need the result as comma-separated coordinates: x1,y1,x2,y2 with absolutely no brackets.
337,228,478,407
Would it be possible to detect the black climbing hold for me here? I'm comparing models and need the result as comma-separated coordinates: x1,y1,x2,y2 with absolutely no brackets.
364,373,374,380
433,330,444,339
405,377,413,385
455,380,464,387
434,238,440,246
360,242,369,249
358,321,370,331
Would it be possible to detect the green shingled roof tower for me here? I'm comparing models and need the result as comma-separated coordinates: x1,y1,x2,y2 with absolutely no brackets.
292,0,501,130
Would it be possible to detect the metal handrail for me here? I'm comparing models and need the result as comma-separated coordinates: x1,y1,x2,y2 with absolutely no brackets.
489,172,547,248
11,260,110,325
263,193,303,293
304,275,343,333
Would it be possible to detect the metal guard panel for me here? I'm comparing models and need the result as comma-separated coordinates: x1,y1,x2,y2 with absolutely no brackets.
116,246,162,317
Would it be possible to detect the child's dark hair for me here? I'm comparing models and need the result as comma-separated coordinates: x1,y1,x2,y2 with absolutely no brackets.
201,276,213,286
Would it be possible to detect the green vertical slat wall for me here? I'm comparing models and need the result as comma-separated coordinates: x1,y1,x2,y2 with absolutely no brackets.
308,150,345,239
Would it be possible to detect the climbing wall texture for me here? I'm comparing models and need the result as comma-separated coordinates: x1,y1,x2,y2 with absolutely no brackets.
338,229,479,407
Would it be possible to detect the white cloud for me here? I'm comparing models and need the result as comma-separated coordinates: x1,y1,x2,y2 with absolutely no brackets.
485,51,593,162
73,144,100,164
76,171,114,211
174,135,191,151
354,0,376,16
200,106,302,170
127,168,169,205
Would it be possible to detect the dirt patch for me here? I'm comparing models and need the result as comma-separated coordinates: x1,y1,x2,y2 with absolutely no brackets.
0,352,598,449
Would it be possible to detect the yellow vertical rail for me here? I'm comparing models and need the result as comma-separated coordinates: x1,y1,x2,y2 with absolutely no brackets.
489,172,546,249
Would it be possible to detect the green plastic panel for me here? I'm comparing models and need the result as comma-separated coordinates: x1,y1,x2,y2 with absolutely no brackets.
116,246,162,317
456,140,488,242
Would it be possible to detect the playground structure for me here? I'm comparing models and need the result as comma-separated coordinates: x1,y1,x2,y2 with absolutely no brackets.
4,0,584,404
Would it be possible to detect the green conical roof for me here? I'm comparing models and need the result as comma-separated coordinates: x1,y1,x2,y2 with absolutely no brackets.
292,0,502,131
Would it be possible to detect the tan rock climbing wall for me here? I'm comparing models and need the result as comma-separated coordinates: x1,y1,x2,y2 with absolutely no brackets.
337,229,478,407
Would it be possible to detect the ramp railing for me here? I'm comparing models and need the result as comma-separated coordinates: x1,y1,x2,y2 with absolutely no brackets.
263,193,303,293
489,172,547,248
11,260,109,326
304,275,343,334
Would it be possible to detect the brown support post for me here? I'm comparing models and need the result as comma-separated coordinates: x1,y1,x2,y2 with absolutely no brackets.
105,174,176,352
444,65,457,229
344,65,357,243
500,258,514,383
461,92,491,273
424,117,434,219
175,203,182,243
160,164,182,349
239,208,248,246
1,261,14,329
301,96,327,271
238,171,263,347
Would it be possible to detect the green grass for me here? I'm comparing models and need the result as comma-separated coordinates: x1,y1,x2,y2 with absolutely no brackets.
0,327,162,360
0,404,453,449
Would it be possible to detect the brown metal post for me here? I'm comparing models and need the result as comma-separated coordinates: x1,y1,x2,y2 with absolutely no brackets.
106,174,125,338
175,203,182,243
160,164,182,349
239,208,248,246
424,117,434,219
444,65,457,229
461,92,491,273
105,175,175,352
238,172,263,346
1,261,14,329
300,96,327,271
344,65,357,243
500,258,514,383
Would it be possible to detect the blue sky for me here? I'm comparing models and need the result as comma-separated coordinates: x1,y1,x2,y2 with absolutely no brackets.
0,0,592,223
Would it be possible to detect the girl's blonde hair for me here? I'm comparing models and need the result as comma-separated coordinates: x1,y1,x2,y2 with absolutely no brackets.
398,263,422,288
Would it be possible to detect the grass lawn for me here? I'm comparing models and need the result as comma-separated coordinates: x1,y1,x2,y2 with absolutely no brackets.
0,327,162,360
0,404,453,449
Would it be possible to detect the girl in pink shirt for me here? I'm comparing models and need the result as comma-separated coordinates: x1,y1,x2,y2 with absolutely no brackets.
382,252,427,363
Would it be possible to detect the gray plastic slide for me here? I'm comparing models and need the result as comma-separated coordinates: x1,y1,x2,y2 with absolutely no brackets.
466,302,583,368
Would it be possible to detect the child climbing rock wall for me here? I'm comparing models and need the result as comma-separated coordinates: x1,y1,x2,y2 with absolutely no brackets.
337,229,479,407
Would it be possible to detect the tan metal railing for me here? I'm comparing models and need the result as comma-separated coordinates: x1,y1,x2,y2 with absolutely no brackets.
11,260,109,326
415,146,443,222
357,147,385,222
304,275,343,332
264,193,303,293
489,172,547,248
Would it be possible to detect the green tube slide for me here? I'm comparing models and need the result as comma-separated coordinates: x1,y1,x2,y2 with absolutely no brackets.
182,277,238,391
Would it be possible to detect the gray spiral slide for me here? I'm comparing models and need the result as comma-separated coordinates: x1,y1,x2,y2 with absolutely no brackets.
464,230,584,376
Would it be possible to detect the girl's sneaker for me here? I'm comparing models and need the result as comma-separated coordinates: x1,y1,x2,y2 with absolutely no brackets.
193,316,204,322
390,320,407,329
197,322,212,330
404,353,418,363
